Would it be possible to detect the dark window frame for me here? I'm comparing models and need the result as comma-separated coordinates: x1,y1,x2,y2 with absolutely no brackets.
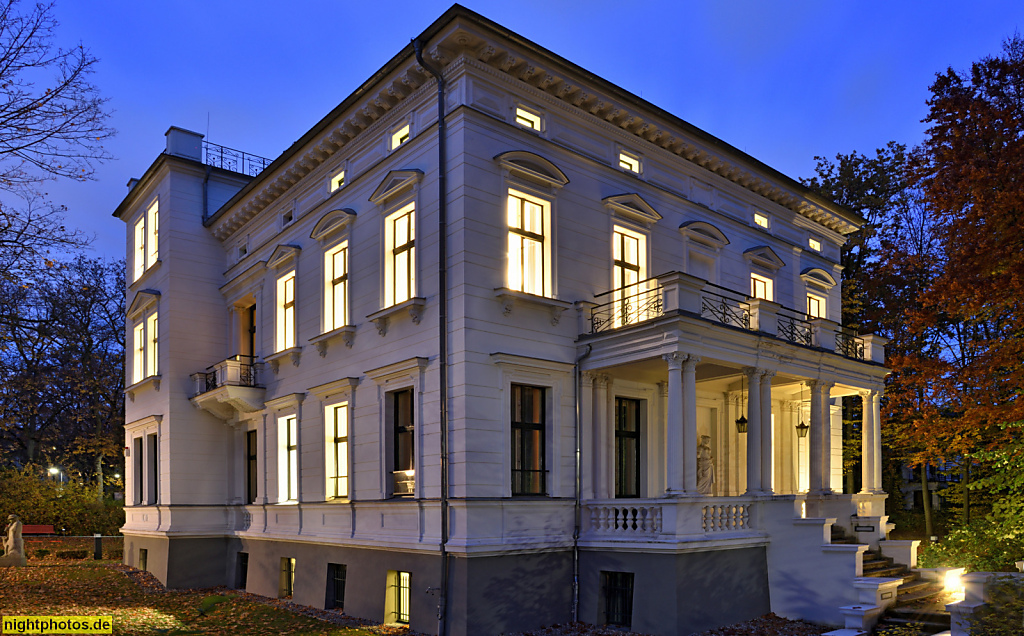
601,570,635,628
326,563,346,610
391,389,414,496
246,430,258,504
614,397,641,498
511,384,546,496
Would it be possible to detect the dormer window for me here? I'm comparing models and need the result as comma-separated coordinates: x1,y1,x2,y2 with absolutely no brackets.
391,124,410,150
330,169,346,193
515,107,542,131
753,213,770,230
618,151,641,174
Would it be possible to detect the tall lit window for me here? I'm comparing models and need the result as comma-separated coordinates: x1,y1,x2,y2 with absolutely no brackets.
132,309,158,384
133,200,159,281
391,389,414,496
330,169,346,192
807,293,826,319
753,213,769,229
511,384,545,495
507,189,549,296
324,243,348,331
618,151,641,174
391,124,410,150
326,403,349,499
276,272,296,351
612,227,648,327
384,204,415,307
278,415,298,502
515,107,542,130
751,273,773,301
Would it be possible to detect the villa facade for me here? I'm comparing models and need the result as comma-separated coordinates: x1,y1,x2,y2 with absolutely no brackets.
116,6,892,635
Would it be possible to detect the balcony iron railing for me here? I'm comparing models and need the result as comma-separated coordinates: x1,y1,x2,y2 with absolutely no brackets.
202,141,273,177
835,330,866,360
700,284,751,330
190,354,263,397
590,279,663,333
777,308,813,346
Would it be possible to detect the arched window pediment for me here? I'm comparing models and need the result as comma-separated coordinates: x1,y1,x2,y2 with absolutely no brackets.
494,151,569,189
679,220,729,249
800,267,837,289
310,208,357,242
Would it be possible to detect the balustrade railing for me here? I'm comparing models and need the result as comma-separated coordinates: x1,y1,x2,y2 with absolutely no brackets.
590,279,663,333
190,354,263,397
586,503,662,535
702,502,752,532
700,284,751,330
835,330,866,360
777,308,813,346
202,141,273,177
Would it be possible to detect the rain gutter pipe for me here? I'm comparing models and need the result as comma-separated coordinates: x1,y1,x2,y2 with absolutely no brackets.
572,343,592,621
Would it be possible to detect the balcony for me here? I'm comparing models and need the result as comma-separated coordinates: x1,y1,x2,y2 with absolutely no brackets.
189,355,265,420
585,272,880,362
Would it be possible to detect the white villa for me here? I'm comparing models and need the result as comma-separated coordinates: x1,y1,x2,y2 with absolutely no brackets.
116,6,897,635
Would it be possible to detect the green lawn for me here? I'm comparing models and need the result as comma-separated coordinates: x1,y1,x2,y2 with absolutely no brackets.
0,560,395,635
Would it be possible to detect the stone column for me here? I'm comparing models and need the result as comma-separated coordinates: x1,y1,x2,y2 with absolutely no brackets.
872,389,883,493
760,370,776,494
580,372,596,500
721,392,733,496
682,356,701,495
745,368,763,494
860,389,874,494
664,354,684,495
808,379,825,494
593,374,610,498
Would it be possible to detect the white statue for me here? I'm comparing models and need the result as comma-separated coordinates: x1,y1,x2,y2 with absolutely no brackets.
696,435,715,495
1,514,26,567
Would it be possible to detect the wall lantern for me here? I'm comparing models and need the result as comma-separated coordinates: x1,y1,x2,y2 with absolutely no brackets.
735,373,748,434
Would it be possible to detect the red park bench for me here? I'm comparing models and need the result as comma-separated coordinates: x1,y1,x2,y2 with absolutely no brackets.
21,524,55,535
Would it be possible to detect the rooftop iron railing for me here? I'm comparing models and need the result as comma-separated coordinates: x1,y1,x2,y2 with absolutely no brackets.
202,141,273,177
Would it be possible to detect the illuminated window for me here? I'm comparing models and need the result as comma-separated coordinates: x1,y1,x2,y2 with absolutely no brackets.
511,384,546,495
507,189,550,297
390,389,414,496
754,213,769,229
279,557,295,599
618,151,641,174
387,570,411,624
808,237,822,252
330,169,346,192
384,203,415,307
391,124,410,150
276,272,296,352
751,273,773,301
515,107,542,131
279,415,298,502
326,402,349,499
612,226,649,327
807,293,826,319
132,309,158,384
324,242,348,331
133,200,159,281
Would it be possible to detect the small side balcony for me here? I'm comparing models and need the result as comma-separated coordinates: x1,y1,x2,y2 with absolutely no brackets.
189,355,265,420
584,272,883,363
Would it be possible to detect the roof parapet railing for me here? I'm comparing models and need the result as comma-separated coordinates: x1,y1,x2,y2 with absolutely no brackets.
202,141,273,177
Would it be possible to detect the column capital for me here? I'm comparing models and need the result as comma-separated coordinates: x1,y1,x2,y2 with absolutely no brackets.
592,373,611,389
806,379,835,393
760,369,777,381
681,355,701,372
663,352,685,370
581,371,598,386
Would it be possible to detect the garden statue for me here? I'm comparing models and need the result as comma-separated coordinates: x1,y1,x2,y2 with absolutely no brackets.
1,513,26,566
696,435,715,495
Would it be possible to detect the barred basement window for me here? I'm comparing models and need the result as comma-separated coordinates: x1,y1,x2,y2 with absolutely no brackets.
280,557,295,599
327,563,346,610
237,552,249,589
396,571,410,624
602,571,634,628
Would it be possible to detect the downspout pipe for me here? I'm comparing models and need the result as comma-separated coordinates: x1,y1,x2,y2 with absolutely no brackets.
414,38,449,636
201,164,213,222
572,343,592,622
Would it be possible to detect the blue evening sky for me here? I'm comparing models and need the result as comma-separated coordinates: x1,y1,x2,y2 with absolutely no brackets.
45,1,1024,259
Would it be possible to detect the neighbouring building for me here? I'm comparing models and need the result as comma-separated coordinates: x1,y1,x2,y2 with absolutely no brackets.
116,6,893,635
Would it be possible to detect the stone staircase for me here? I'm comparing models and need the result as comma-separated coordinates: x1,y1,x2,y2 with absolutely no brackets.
829,526,950,635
